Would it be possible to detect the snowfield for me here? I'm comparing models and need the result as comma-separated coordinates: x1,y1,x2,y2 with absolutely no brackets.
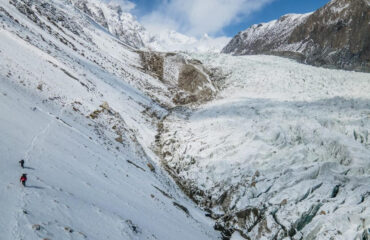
0,77,216,240
161,53,370,239
0,0,219,239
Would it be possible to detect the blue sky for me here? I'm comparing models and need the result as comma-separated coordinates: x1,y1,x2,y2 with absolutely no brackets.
127,0,330,37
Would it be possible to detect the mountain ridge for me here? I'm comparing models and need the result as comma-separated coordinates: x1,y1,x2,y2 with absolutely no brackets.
222,0,370,72
70,0,229,53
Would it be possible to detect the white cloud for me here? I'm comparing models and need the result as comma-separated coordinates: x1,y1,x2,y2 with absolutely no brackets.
141,0,274,37
105,0,136,12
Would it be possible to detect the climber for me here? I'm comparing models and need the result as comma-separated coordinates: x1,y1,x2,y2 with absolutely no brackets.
19,159,25,168
20,173,27,187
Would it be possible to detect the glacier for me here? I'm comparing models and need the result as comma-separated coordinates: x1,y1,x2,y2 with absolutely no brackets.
1,0,370,239
160,53,370,240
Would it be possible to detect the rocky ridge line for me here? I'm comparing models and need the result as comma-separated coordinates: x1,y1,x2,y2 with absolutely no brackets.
222,0,370,72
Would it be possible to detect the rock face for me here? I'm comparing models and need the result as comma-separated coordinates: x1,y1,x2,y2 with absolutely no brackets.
222,0,370,72
139,51,218,105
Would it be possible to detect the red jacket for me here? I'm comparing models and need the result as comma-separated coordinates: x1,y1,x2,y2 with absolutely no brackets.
20,176,27,182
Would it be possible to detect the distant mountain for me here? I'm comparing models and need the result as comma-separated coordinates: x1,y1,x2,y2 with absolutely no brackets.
71,0,229,52
222,0,370,72
144,31,230,53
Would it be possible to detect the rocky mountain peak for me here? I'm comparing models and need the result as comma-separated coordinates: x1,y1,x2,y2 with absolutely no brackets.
70,0,146,48
222,0,370,72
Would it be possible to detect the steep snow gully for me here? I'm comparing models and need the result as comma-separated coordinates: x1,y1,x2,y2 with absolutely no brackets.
1,0,370,240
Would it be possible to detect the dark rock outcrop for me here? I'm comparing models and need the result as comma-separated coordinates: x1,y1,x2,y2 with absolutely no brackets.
139,51,218,105
222,0,370,72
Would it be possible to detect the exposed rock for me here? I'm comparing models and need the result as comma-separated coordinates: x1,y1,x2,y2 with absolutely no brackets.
100,102,110,111
139,51,164,80
173,202,190,215
235,208,261,230
139,51,218,105
222,0,370,72
214,222,234,240
89,110,99,119
177,64,215,103
115,135,123,144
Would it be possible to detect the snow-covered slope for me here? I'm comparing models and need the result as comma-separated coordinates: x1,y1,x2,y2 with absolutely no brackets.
222,13,312,55
71,0,146,49
160,53,370,239
0,0,219,239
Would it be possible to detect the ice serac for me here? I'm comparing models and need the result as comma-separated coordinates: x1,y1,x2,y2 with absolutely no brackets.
222,0,370,72
159,53,370,240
